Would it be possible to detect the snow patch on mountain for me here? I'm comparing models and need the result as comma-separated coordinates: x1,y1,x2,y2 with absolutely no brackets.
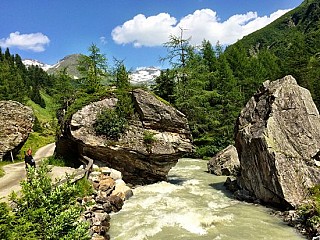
129,67,161,85
22,59,52,71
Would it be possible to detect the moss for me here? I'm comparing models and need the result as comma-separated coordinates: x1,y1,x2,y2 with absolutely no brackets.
149,91,172,106
143,130,157,154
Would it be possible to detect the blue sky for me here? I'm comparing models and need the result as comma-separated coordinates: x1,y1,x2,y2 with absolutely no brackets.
0,0,303,70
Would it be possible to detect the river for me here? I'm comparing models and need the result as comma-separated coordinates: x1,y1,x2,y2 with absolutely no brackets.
109,158,305,240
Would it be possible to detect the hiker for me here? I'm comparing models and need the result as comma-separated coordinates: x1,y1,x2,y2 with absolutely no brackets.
24,148,36,169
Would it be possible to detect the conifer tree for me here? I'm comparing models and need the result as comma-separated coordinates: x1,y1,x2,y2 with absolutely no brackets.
77,44,108,93
153,69,176,103
114,60,130,90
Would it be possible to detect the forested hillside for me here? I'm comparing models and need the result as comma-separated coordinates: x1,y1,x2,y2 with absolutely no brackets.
0,47,54,107
152,0,320,157
227,0,320,106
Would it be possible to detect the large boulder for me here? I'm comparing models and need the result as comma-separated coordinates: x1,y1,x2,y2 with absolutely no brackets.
56,89,193,185
235,75,320,208
0,101,34,161
207,145,240,176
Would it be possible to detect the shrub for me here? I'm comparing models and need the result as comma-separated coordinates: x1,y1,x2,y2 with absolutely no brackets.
115,90,135,119
143,130,157,154
94,108,127,140
8,161,90,240
298,185,320,233
47,156,67,167
143,130,156,145
75,178,94,197
0,202,11,240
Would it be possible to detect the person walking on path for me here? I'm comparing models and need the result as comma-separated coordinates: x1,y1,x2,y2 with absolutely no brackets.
24,148,36,169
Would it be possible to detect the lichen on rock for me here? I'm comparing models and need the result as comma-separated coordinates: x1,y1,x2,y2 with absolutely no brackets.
235,75,320,208
0,100,34,161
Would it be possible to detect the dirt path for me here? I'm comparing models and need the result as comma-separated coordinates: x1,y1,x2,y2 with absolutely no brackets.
0,143,76,202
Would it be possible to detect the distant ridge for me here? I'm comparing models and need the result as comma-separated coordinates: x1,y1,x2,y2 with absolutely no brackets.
23,55,161,85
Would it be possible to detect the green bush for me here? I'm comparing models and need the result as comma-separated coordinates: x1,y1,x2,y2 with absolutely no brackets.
94,108,127,140
115,89,135,119
298,185,320,232
47,156,67,167
195,145,220,158
7,161,90,240
0,202,12,240
143,131,157,154
75,177,94,198
143,131,156,145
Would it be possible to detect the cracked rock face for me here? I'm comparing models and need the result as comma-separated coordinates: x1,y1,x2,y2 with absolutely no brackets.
235,75,320,208
56,89,193,185
0,101,34,160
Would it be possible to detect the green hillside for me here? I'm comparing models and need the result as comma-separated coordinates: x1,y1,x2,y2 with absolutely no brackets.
226,0,320,105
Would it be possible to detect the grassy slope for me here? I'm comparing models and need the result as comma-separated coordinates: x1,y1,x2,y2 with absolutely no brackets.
18,91,58,161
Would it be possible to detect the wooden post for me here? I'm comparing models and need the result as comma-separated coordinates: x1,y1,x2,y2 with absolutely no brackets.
10,151,14,162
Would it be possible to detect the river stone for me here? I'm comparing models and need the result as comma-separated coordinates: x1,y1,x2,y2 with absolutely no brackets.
109,168,122,180
207,145,240,176
111,183,132,200
92,212,109,226
235,75,320,208
0,100,34,161
108,195,124,212
99,177,115,191
56,89,193,185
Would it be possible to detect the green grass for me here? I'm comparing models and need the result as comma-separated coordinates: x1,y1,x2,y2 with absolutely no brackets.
47,156,66,167
18,132,55,161
17,92,57,161
26,91,58,128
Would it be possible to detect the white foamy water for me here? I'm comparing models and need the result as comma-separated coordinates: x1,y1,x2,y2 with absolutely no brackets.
109,158,305,240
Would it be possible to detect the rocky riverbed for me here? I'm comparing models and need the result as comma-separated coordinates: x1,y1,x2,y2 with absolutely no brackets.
81,165,133,240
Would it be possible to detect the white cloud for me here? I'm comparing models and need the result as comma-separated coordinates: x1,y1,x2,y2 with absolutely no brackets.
0,32,50,52
112,8,291,47
100,36,107,45
112,13,177,47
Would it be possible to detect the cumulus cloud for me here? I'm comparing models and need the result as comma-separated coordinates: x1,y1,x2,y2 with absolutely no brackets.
0,32,50,52
112,13,177,47
112,8,291,47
